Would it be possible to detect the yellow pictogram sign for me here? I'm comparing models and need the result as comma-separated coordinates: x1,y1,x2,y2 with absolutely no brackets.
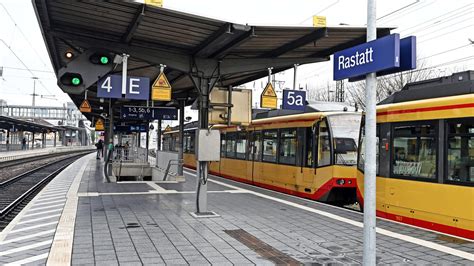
313,16,327,28
152,72,172,101
95,119,104,131
164,125,172,132
261,83,277,109
145,0,163,7
79,99,92,113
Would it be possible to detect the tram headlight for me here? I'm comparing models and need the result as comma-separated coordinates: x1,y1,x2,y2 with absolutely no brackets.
336,179,345,185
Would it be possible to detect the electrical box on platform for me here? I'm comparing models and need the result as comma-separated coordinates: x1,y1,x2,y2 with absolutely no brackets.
195,129,220,161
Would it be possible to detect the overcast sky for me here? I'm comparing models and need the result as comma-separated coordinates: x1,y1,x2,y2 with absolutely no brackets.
0,0,473,108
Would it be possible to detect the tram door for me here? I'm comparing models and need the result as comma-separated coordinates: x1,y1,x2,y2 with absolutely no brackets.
303,125,316,183
249,131,262,183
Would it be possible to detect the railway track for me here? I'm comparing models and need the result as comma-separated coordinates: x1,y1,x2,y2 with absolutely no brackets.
0,152,91,230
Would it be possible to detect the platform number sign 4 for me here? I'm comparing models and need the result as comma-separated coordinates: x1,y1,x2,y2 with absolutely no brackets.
97,74,150,100
282,90,306,111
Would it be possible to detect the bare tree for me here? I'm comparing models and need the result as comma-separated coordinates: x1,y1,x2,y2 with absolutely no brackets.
345,60,442,109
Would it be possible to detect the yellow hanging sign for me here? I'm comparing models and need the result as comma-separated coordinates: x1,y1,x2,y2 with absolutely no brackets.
152,72,172,101
313,16,327,28
260,83,277,109
79,99,92,113
95,119,104,131
145,0,163,7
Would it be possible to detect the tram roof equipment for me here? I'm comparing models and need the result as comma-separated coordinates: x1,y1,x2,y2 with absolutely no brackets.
379,70,474,105
33,1,392,121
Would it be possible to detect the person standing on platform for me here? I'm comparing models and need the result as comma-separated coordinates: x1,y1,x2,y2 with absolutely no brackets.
124,141,130,160
95,139,104,159
21,137,27,150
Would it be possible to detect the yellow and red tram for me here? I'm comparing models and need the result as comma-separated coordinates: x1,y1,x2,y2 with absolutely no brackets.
357,71,474,239
164,109,362,205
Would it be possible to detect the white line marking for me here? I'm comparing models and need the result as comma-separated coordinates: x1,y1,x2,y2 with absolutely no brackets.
145,181,172,193
33,199,66,207
48,153,93,265
28,203,64,212
0,240,52,257
34,196,66,203
0,230,55,245
23,209,62,217
183,170,474,261
18,214,61,224
4,252,49,266
40,191,68,196
9,221,58,233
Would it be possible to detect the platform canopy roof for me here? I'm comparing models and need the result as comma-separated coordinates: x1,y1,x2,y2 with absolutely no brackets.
0,116,61,133
33,0,391,121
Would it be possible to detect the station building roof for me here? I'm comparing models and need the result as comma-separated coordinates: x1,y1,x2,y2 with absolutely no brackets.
0,116,61,133
33,1,392,121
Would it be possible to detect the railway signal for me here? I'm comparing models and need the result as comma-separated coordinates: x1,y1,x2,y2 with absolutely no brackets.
57,49,116,94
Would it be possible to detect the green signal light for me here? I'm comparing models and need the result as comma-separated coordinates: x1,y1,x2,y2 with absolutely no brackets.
71,77,81,85
100,56,109,64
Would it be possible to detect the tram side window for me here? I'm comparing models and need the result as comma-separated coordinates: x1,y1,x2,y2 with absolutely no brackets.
251,131,262,161
447,119,474,184
279,128,297,165
262,130,278,163
392,123,437,179
220,133,226,158
236,132,247,159
317,120,331,167
226,133,236,158
306,127,314,167
357,125,380,174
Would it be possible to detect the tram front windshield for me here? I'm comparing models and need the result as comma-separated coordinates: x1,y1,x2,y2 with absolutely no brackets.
328,114,361,165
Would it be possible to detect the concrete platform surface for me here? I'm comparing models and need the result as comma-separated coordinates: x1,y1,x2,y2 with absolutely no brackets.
0,154,473,265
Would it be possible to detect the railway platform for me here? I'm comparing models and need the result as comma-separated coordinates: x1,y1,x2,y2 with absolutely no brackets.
0,154,473,265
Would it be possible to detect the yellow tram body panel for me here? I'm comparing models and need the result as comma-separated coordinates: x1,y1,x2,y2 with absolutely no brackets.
357,173,474,239
377,94,474,123
357,92,474,239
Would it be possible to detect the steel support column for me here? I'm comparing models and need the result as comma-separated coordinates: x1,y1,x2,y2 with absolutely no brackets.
177,100,185,177
54,132,57,147
196,78,210,214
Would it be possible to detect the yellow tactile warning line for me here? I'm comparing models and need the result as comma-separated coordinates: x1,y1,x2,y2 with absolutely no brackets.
47,154,92,266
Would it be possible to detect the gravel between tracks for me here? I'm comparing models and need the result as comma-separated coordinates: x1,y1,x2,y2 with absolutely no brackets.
0,154,80,182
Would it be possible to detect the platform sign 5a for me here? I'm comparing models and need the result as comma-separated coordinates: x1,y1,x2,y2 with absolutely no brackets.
333,34,400,81
260,83,277,109
95,119,105,131
97,75,150,100
151,72,172,101
282,90,306,111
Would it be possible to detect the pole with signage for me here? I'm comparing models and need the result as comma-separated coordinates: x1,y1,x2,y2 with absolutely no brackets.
364,0,377,264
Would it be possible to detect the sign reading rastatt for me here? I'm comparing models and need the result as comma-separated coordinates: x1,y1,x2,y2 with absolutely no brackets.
348,36,417,82
333,34,400,81
282,90,306,111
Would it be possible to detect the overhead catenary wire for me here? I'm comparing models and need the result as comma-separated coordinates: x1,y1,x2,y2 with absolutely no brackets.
0,39,56,96
0,3,50,69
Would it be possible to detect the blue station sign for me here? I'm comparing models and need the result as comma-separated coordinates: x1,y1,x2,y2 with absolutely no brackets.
282,90,306,111
114,124,148,133
97,75,150,100
333,34,400,81
121,106,178,120
348,36,417,82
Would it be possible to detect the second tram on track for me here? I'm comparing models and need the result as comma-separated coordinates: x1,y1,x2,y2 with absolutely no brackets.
163,105,361,205
357,71,474,240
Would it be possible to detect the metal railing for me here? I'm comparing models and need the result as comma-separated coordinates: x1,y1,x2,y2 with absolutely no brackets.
163,159,183,181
